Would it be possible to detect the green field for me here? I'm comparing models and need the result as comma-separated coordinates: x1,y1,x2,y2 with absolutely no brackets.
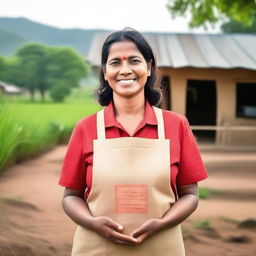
0,87,101,172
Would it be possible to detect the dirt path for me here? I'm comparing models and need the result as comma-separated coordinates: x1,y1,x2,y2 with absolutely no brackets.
0,146,76,256
0,146,255,256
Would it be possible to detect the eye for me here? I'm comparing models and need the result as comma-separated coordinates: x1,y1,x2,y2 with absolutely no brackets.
109,60,120,66
130,59,141,64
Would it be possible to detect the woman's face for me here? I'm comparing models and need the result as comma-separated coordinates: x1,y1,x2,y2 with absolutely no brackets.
104,40,151,99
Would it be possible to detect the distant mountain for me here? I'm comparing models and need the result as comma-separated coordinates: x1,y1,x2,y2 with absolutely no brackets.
0,17,109,56
0,28,29,56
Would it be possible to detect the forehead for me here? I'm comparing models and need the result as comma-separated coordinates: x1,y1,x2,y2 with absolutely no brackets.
108,41,143,59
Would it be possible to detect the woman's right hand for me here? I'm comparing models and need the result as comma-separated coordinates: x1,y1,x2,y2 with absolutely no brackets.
90,216,138,246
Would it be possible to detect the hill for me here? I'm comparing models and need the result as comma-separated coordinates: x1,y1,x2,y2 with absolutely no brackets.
0,27,29,56
0,17,109,56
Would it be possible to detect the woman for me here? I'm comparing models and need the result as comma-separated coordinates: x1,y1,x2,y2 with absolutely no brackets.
59,28,208,255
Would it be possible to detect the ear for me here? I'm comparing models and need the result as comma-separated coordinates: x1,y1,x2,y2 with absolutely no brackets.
103,66,107,81
147,62,151,77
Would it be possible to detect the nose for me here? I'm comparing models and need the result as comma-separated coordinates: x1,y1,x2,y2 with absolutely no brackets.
119,61,132,75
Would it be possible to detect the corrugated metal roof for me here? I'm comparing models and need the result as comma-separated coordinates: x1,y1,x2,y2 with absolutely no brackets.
0,81,24,94
87,33,256,70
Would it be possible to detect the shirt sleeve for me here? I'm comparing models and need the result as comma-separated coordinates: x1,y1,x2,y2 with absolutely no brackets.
176,117,208,185
58,122,86,190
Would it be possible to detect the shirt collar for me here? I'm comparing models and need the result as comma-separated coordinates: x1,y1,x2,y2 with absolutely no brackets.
104,100,158,128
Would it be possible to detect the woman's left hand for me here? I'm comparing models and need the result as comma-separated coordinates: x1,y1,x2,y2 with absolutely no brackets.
131,183,199,245
130,218,164,244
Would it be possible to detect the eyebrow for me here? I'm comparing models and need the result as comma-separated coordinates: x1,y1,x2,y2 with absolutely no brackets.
108,55,142,62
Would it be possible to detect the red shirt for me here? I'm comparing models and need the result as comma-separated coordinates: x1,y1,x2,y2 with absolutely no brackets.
59,100,208,198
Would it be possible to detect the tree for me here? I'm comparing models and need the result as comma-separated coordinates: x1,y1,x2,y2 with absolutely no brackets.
16,44,48,100
0,57,29,97
49,80,70,102
45,47,88,93
221,15,256,33
15,44,89,101
0,56,6,81
167,0,256,28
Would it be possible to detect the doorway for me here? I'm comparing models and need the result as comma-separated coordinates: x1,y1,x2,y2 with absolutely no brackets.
160,76,171,110
186,80,216,142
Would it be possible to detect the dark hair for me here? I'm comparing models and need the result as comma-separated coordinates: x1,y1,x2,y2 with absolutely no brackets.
96,28,161,106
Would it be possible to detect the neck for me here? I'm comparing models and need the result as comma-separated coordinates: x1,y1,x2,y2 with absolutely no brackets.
112,93,145,118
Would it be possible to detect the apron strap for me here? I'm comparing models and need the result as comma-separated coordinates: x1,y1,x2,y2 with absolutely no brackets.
96,106,165,140
153,107,165,139
96,109,106,140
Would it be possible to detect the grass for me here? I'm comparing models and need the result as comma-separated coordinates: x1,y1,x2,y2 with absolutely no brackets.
199,187,224,199
0,106,24,171
195,219,212,229
0,86,101,173
199,187,210,199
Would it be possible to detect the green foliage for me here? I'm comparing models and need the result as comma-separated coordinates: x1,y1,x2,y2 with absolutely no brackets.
0,106,24,171
50,81,71,102
195,219,211,229
199,187,223,199
221,15,256,33
167,0,256,28
4,57,33,90
199,187,210,199
0,56,6,80
16,43,49,100
7,43,89,101
0,90,100,172
45,47,88,88
15,120,59,161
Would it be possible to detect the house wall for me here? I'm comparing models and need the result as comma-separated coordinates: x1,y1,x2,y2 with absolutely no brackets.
159,67,256,146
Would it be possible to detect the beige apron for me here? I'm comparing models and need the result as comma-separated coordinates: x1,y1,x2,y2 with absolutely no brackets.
72,106,185,256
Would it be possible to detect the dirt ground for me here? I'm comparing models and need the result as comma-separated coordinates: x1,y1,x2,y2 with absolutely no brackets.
0,146,255,256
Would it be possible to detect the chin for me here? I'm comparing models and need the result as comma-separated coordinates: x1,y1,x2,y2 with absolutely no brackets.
117,89,144,99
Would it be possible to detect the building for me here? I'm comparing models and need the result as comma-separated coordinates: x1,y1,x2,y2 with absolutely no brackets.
0,81,24,95
87,33,256,147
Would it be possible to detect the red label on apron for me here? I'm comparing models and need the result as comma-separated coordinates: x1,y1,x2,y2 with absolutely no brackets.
115,185,148,213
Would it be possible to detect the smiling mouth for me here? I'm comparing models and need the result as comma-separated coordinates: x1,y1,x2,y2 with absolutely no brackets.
117,79,136,84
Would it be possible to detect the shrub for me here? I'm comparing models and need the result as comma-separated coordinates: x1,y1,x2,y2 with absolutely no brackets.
50,82,70,102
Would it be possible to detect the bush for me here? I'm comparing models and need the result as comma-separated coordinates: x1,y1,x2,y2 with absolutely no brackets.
50,82,70,102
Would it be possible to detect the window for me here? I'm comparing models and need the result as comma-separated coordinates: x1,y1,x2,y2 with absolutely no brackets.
236,83,256,118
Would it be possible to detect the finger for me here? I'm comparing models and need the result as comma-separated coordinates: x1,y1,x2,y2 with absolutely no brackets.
136,233,148,244
110,230,138,244
105,219,123,232
110,237,138,246
131,225,148,238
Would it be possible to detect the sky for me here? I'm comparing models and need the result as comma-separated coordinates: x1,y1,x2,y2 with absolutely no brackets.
0,0,220,33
